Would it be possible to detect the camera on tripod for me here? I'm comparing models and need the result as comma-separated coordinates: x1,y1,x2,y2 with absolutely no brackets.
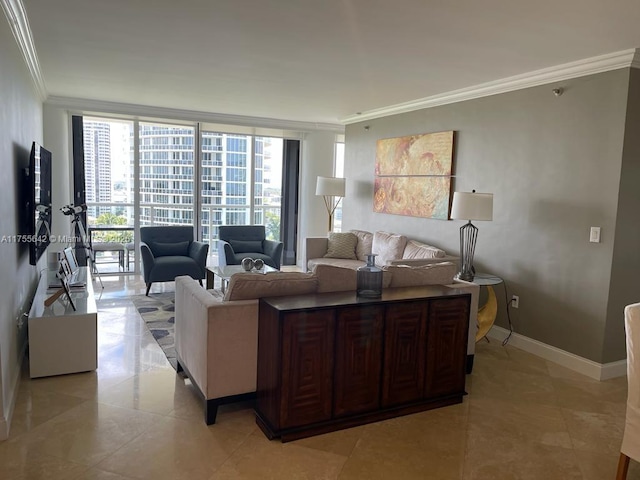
61,204,87,216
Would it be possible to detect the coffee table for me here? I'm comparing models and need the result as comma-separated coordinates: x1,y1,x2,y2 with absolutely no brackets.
206,265,278,292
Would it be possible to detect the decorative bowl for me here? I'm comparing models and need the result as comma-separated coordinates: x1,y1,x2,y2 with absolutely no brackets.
241,257,254,271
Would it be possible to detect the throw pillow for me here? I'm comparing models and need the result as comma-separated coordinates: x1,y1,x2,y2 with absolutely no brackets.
151,240,190,257
349,229,373,262
402,240,446,259
324,232,358,260
372,231,407,265
229,239,263,254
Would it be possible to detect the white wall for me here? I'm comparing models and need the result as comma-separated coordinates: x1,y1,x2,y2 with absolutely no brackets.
297,131,339,268
43,104,73,253
0,16,43,439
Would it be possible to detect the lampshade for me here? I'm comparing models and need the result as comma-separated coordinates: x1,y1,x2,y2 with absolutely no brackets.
450,191,493,221
316,176,345,197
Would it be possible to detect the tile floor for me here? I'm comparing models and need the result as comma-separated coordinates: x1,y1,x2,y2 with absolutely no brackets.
1,273,637,479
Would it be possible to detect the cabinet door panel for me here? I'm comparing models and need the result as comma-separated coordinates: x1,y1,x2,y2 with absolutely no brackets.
281,310,335,428
334,305,383,417
382,301,428,407
425,298,469,398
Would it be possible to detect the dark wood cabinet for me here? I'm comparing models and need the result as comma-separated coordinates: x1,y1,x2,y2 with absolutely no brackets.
333,305,383,417
280,310,335,428
382,301,428,407
256,286,470,442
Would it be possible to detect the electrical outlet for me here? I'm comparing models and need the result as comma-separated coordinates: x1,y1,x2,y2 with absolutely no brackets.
511,295,519,309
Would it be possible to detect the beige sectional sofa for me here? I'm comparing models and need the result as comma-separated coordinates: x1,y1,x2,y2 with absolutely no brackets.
175,261,478,425
305,229,458,272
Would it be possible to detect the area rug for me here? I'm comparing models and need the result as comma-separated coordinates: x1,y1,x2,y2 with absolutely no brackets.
130,292,177,370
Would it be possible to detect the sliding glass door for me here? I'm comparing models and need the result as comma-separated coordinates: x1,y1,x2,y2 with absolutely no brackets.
81,117,286,270
199,131,283,259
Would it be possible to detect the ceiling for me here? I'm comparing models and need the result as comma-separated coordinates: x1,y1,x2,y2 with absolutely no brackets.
18,0,640,127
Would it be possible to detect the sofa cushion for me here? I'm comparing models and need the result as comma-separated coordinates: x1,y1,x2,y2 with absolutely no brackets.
384,262,457,288
349,229,373,262
229,239,263,254
313,264,358,293
402,240,446,259
312,264,392,293
224,271,318,301
308,257,364,271
372,231,408,265
324,232,358,259
151,240,190,257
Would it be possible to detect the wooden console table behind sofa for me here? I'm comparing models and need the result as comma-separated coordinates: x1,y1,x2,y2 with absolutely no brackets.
255,285,471,442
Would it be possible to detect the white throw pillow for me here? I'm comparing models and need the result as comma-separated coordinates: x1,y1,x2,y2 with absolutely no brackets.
349,229,373,262
372,231,407,266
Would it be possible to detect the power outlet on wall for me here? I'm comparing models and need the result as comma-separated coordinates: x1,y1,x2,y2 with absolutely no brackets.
511,295,520,309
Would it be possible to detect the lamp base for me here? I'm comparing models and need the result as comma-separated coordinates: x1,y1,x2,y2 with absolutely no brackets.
458,221,479,284
457,271,475,282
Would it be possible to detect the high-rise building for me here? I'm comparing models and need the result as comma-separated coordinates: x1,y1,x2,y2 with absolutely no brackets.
83,121,112,217
83,120,280,248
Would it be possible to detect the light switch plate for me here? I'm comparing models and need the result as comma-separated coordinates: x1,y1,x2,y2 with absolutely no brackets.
590,227,601,243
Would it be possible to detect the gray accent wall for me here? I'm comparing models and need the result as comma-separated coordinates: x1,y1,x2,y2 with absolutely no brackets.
344,69,636,363
0,16,43,439
603,68,640,363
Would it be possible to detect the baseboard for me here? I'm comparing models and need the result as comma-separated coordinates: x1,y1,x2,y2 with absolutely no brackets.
487,326,626,381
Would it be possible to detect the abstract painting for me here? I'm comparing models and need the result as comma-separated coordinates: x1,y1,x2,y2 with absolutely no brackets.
374,131,454,219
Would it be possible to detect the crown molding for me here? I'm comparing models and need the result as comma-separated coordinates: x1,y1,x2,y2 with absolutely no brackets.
1,0,46,100
342,48,640,124
45,96,345,134
632,49,640,70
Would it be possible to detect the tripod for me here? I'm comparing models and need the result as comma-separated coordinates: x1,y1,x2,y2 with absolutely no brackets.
69,212,104,289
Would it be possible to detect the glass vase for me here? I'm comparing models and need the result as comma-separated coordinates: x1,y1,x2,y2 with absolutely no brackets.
357,254,383,298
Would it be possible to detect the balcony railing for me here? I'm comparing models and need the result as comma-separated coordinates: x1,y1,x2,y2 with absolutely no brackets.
85,202,282,273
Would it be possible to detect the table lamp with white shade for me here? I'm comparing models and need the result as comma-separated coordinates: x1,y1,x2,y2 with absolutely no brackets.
450,190,493,281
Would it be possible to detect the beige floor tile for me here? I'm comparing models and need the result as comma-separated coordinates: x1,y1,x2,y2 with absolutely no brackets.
96,416,253,480
562,407,626,454
70,467,137,479
210,431,347,480
463,442,583,480
4,273,634,479
573,450,623,480
552,374,627,417
467,396,572,449
96,369,186,415
4,401,160,467
8,387,87,438
292,424,365,458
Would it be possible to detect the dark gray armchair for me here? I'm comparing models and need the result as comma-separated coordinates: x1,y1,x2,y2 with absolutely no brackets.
140,226,209,296
218,225,283,269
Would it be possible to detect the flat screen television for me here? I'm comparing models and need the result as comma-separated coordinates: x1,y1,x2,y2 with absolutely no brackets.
27,142,52,265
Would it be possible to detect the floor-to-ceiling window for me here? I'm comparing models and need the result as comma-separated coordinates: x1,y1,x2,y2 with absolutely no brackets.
333,141,345,232
82,117,288,270
199,130,283,255
138,122,196,227
82,117,135,271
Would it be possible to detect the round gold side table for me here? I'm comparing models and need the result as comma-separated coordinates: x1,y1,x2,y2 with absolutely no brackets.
471,273,504,342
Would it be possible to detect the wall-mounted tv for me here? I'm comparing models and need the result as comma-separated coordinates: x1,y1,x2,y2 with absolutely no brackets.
27,142,52,265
